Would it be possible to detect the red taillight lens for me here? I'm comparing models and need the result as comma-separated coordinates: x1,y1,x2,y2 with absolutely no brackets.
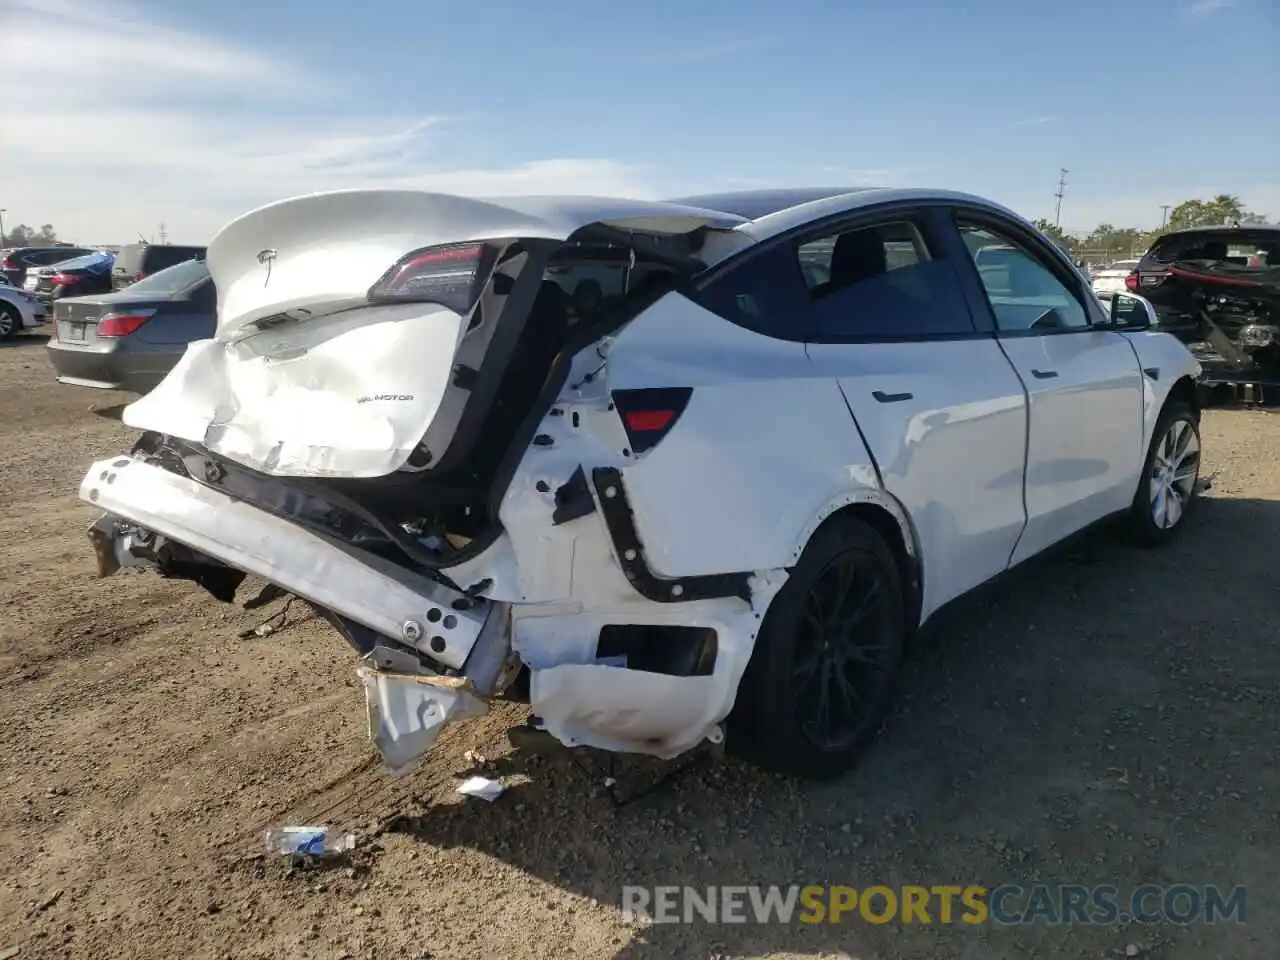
1,256,15,270
98,311,155,337
50,273,79,286
368,243,491,313
613,387,693,454
1124,270,1139,292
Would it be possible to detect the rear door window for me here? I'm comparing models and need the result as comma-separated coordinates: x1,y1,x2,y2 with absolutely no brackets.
799,219,975,339
694,211,976,340
121,258,210,296
33,248,89,266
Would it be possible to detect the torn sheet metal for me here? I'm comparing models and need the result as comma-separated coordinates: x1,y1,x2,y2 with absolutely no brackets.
359,667,488,776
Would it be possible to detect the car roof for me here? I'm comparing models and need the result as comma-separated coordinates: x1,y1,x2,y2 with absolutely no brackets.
1154,223,1280,238
662,187,874,221
48,251,113,269
725,186,1030,243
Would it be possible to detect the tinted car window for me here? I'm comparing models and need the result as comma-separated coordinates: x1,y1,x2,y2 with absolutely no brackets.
696,216,975,340
799,220,973,339
694,242,814,337
142,245,205,273
33,247,91,265
957,221,1089,332
124,258,210,296
47,252,113,272
1147,230,1280,265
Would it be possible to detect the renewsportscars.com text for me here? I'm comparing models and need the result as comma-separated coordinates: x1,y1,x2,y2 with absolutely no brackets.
622,884,1247,926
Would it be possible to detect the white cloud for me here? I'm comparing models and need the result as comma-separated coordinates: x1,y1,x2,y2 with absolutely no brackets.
817,166,916,187
1013,116,1057,128
1184,0,1237,21
637,36,775,64
0,0,653,243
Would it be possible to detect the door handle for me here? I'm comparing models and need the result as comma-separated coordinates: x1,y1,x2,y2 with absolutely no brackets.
1030,368,1058,379
872,390,913,403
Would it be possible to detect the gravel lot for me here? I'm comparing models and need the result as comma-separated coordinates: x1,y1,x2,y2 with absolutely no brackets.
1,330,1277,960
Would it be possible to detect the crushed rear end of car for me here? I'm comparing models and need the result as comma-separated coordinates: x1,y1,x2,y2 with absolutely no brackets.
79,189,764,775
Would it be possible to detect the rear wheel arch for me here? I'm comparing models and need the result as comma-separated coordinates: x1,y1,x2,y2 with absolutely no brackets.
1165,374,1200,421
797,498,923,635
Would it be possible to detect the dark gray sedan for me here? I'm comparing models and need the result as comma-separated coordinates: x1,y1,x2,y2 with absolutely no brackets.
46,258,215,394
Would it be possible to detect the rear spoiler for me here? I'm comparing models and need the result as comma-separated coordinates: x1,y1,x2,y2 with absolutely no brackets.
206,190,745,337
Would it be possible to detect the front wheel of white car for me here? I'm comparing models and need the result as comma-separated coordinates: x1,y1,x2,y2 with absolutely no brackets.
1128,401,1201,546
729,516,906,781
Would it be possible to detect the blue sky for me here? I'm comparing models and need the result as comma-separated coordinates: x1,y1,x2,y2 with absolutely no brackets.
1,0,1276,242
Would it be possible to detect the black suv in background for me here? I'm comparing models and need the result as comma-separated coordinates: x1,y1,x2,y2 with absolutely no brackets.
1130,223,1280,368
111,242,207,291
2,245,95,286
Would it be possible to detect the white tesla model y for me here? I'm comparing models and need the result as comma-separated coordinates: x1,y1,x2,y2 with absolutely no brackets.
80,186,1203,780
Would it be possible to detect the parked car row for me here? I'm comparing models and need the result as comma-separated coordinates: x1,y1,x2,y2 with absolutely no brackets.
0,240,213,383
46,256,216,392
1,243,95,287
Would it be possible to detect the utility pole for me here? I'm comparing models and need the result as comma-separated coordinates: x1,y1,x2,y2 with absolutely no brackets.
1159,205,1171,229
1053,168,1069,229
0,209,6,245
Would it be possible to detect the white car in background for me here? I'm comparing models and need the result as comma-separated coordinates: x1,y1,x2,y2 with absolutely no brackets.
0,282,46,339
79,187,1203,783
1092,258,1141,298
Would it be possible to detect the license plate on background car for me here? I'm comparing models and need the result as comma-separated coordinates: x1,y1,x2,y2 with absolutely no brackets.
23,277,38,290
66,325,86,341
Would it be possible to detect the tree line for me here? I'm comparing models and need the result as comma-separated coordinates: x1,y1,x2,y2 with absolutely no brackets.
1034,194,1269,261
3,194,1269,263
2,224,60,247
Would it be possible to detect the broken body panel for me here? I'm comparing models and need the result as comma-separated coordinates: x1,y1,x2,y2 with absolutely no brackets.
84,189,872,772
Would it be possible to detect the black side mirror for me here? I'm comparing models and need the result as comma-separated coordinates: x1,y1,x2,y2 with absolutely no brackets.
1106,292,1158,331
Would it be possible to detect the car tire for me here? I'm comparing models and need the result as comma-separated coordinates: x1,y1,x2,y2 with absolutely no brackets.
1127,401,1201,546
0,304,19,341
729,515,906,781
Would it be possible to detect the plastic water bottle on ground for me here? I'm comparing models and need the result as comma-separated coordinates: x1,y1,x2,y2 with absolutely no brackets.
264,826,355,857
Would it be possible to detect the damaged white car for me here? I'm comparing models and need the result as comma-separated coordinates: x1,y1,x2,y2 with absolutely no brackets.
79,186,1204,780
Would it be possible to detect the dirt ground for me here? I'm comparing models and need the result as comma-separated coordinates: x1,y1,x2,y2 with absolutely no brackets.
0,330,1277,960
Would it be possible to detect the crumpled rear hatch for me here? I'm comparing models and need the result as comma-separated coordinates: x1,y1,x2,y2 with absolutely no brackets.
122,190,742,478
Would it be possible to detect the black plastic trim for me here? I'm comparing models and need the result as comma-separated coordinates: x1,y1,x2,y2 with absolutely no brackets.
552,466,596,525
590,466,752,604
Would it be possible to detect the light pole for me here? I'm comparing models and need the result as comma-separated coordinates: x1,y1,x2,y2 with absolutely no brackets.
0,209,6,245
1053,168,1068,229
1159,205,1170,229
